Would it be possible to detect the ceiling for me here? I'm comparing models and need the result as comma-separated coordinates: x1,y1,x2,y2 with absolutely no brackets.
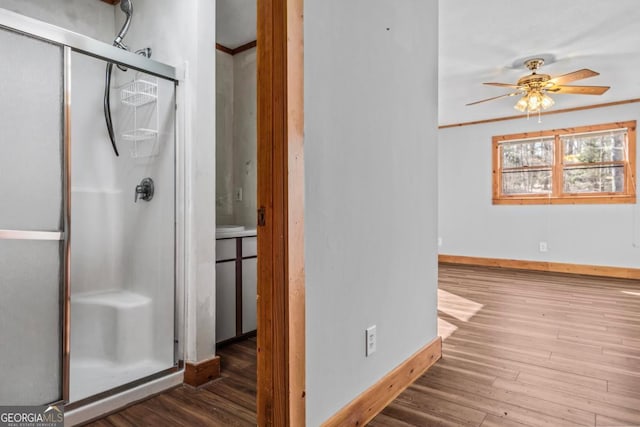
216,0,640,125
216,0,256,49
440,0,640,125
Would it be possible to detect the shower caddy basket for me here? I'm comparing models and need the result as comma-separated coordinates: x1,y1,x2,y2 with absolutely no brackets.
120,76,159,158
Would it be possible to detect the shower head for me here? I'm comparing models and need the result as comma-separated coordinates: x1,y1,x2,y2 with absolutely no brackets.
113,0,133,49
120,0,133,15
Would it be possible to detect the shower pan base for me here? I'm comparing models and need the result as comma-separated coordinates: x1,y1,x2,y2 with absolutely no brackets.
70,290,171,402
69,358,169,403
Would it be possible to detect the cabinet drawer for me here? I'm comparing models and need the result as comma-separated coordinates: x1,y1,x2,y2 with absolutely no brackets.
216,239,237,261
242,236,257,258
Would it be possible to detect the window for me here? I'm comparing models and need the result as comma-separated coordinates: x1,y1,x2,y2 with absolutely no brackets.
492,121,636,205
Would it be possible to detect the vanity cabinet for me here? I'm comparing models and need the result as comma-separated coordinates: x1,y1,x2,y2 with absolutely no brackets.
215,260,236,342
215,235,257,344
241,258,257,333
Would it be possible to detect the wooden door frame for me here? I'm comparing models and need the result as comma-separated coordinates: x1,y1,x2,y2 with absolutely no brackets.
256,0,305,425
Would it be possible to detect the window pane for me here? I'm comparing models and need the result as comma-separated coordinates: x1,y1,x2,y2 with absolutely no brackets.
501,138,554,169
563,165,625,193
562,130,627,164
502,170,552,195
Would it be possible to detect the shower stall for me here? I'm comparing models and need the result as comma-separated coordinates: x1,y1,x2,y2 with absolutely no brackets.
0,8,180,406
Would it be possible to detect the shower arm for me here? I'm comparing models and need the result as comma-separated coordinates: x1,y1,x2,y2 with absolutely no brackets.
104,0,133,157
114,0,133,51
114,39,128,51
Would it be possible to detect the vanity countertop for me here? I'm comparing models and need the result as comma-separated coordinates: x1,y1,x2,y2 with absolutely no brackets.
215,226,257,239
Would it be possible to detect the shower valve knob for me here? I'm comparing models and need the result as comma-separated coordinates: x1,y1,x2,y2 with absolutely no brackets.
135,177,154,203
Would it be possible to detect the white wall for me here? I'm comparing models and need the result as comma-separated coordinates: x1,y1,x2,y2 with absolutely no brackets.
232,48,257,227
215,47,257,227
0,0,115,43
439,103,640,268
216,50,235,225
305,1,439,425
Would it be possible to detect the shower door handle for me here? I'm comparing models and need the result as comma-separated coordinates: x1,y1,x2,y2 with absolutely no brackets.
0,229,63,240
134,177,154,203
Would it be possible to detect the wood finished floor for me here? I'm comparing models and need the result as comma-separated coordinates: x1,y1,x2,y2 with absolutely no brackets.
86,338,257,426
371,265,640,427
88,265,640,426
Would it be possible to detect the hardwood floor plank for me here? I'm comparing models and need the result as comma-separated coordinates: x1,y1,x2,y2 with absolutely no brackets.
595,414,637,427
101,414,137,427
88,416,130,427
552,347,640,371
603,346,640,360
548,353,640,384
558,331,624,346
393,385,487,425
443,347,609,392
623,338,640,349
607,381,640,400
408,380,584,427
416,374,596,426
165,388,255,426
378,403,476,427
493,378,640,425
427,358,501,385
437,354,519,381
451,326,604,358
481,414,533,427
125,395,211,426
367,412,416,427
515,372,640,412
204,377,257,412
443,338,552,365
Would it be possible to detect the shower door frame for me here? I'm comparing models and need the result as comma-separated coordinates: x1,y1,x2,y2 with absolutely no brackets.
0,8,179,405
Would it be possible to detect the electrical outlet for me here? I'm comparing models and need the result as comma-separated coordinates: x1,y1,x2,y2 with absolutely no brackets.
366,325,377,357
234,187,243,202
539,241,548,252
438,237,443,247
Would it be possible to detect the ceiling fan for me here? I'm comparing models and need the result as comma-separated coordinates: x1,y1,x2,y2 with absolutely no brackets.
467,58,610,113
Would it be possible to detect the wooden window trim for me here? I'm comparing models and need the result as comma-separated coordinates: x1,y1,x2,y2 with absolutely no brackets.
492,121,637,205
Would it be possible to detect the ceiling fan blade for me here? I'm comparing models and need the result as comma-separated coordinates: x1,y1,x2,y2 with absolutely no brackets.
547,85,610,95
549,69,599,85
483,82,522,89
466,92,521,106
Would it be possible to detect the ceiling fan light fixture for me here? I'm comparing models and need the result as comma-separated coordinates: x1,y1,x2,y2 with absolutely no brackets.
528,91,542,111
513,91,555,113
514,96,528,112
540,93,554,110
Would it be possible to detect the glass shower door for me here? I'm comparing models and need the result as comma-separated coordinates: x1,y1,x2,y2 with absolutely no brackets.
0,28,65,405
68,51,176,403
